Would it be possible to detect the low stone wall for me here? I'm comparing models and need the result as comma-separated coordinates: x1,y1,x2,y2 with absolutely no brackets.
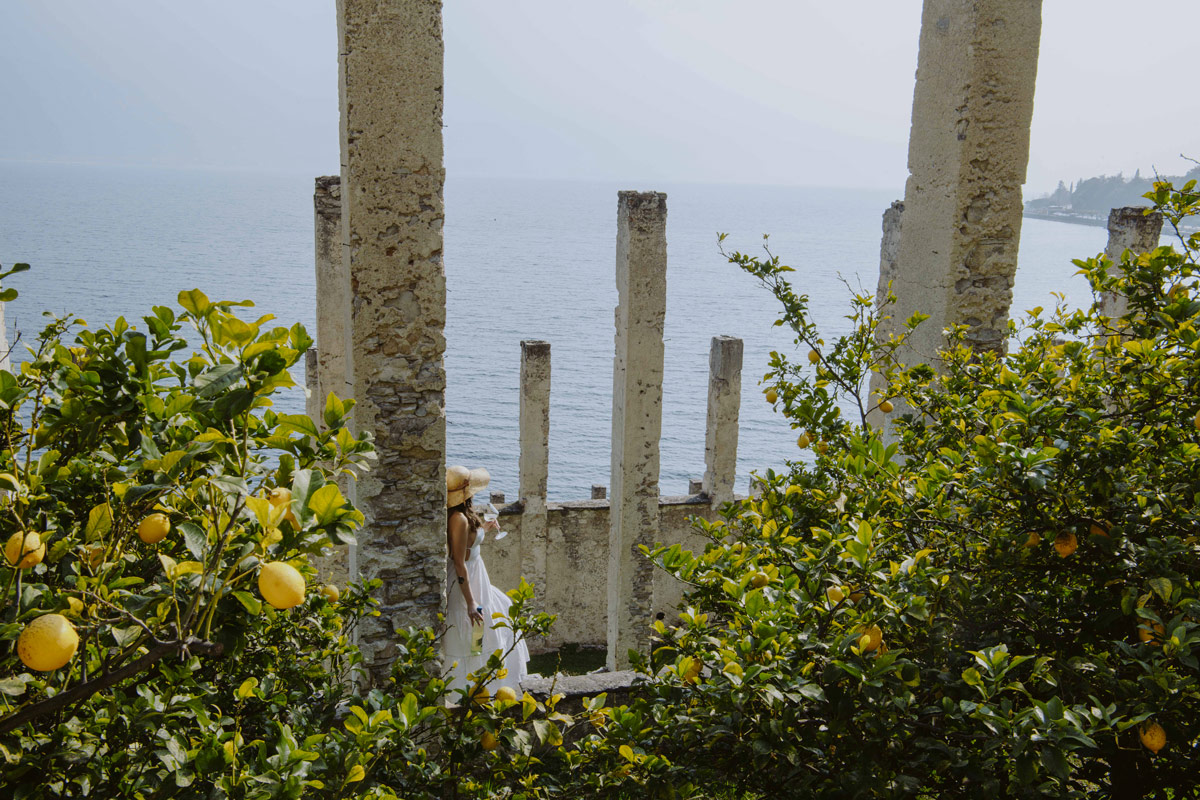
484,496,719,654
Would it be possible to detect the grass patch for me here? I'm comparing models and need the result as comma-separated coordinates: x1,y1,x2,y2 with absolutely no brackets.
527,643,607,676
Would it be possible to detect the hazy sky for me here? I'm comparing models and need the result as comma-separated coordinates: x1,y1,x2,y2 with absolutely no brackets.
2,1,1198,194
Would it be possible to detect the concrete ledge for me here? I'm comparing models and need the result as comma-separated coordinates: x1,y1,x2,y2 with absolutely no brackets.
521,670,641,714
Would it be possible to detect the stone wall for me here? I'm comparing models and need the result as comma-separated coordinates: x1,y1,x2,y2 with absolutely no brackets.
482,495,718,654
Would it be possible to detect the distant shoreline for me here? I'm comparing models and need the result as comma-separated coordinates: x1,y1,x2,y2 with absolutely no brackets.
1023,208,1199,234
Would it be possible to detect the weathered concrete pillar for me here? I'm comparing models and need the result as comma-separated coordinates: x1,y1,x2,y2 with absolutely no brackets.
607,191,667,671
873,0,1042,381
313,176,350,412
305,348,320,421
518,340,551,612
1100,207,1163,322
0,302,9,371
873,201,905,312
338,0,447,677
701,335,742,507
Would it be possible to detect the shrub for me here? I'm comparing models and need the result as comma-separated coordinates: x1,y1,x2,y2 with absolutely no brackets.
641,183,1200,798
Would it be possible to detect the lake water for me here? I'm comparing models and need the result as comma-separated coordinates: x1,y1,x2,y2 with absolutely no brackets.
0,162,1110,500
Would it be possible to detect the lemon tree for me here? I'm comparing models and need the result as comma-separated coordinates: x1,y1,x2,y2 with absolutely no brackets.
0,284,380,795
637,183,1200,798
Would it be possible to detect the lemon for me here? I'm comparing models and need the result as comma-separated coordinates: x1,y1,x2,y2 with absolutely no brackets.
856,624,883,653
493,686,517,704
750,572,770,589
1088,521,1110,539
1138,620,1165,644
765,388,778,404
18,614,79,672
808,349,820,364
320,584,340,603
1053,531,1078,558
470,685,491,705
258,561,306,609
826,586,845,604
1023,531,1041,548
481,731,499,751
268,487,292,507
796,433,811,449
1139,721,1166,753
879,399,894,414
5,531,46,569
816,441,829,455
137,513,171,544
848,591,866,604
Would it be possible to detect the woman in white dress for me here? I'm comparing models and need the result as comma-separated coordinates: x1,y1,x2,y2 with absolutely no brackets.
443,465,529,698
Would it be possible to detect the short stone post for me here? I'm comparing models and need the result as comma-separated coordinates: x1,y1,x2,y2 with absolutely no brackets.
338,0,447,678
518,340,551,612
871,0,1042,406
313,176,350,414
608,191,667,671
701,335,742,507
1100,207,1163,322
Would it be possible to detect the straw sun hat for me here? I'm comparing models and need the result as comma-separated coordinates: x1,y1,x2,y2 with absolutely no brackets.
446,465,490,508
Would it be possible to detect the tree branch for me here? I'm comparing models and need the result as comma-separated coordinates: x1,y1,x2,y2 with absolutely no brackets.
0,637,223,735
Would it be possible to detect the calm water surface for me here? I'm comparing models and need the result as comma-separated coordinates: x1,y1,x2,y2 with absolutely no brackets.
1,163,1110,500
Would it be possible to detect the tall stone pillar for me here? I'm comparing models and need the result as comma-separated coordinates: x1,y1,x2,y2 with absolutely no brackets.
1100,206,1163,321
701,335,742,507
338,0,447,677
518,340,551,613
608,191,667,671
873,0,1042,393
313,176,350,413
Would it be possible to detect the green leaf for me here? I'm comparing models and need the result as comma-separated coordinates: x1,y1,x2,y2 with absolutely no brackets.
179,522,207,559
178,289,211,317
399,693,418,728
1148,577,1173,603
235,677,259,700
0,676,28,696
85,503,113,541
232,591,262,615
346,764,365,783
307,483,346,526
278,414,320,439
194,363,244,398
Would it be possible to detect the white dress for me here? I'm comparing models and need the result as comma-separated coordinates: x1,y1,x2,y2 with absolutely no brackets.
443,528,529,697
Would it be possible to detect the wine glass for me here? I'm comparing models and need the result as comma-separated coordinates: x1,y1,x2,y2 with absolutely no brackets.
484,503,507,540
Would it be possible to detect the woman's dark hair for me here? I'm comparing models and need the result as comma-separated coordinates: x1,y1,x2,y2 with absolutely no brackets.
448,501,482,535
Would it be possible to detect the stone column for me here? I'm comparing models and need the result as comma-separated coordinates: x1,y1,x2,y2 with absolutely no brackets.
701,335,742,507
1100,207,1163,321
607,191,667,671
313,176,350,413
0,302,9,372
518,340,551,613
874,0,1042,377
338,0,447,678
869,202,906,427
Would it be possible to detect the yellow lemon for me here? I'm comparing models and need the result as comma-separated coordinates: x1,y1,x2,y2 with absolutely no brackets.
1138,620,1166,645
481,732,499,751
750,572,770,589
18,614,79,672
808,349,820,364
1139,721,1166,753
493,685,517,704
258,562,306,609
284,510,300,529
1023,531,1041,548
5,531,46,569
856,624,883,653
470,685,491,705
320,584,340,603
848,590,866,604
879,400,894,414
765,388,778,404
268,487,292,507
826,586,845,604
816,441,829,455
1053,531,1078,558
1089,521,1110,539
796,433,811,449
137,513,171,544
